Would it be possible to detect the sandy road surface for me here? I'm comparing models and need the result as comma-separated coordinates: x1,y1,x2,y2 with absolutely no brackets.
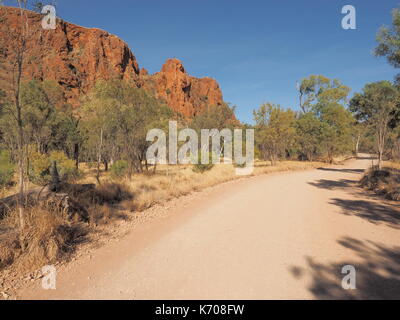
19,156,400,299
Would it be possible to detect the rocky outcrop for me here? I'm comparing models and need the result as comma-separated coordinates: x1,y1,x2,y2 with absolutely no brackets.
0,7,140,107
141,59,224,117
0,7,224,117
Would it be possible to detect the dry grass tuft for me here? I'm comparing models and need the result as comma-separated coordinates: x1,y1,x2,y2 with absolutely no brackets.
118,161,322,212
0,206,87,272
61,182,132,225
361,164,400,201
65,182,133,207
88,204,128,225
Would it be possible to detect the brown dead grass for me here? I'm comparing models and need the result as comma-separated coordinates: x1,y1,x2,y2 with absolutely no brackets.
0,182,133,273
118,161,323,212
0,207,87,272
360,162,400,201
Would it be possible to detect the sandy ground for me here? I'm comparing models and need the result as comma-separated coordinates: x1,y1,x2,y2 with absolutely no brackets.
17,155,400,300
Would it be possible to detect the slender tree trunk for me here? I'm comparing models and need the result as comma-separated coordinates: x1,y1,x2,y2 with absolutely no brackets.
96,128,103,185
153,150,159,174
378,151,383,170
377,123,386,170
16,53,25,235
299,92,305,113
74,143,79,169
355,133,361,156
153,160,158,174
16,103,26,241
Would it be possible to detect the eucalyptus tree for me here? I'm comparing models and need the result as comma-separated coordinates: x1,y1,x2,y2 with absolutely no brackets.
350,81,400,169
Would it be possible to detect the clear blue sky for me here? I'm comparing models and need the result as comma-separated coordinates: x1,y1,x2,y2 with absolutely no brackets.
12,0,400,122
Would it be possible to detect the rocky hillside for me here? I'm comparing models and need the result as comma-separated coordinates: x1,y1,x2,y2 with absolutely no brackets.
0,6,224,117
139,58,223,117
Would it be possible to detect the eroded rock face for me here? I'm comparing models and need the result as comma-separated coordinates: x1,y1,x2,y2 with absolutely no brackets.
141,59,224,117
0,7,140,107
0,7,224,117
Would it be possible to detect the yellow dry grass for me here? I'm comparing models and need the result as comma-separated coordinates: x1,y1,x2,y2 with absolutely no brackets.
89,161,323,212
0,206,83,272
0,160,323,274
384,161,400,170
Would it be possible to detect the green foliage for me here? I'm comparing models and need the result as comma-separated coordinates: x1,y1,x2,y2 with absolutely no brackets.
295,112,324,161
0,151,14,187
253,103,296,165
192,151,214,173
29,151,79,185
191,103,238,132
375,8,400,83
86,162,98,169
350,81,400,167
349,81,399,124
0,80,70,157
29,152,51,185
81,79,174,174
111,160,128,178
319,103,354,162
298,75,350,113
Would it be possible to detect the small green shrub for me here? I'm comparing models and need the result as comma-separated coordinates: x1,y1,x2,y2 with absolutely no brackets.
29,151,79,185
360,166,400,200
86,162,97,169
0,151,15,187
234,162,246,168
111,160,128,177
192,151,215,173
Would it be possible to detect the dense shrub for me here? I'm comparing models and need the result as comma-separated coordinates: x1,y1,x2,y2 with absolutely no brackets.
192,152,215,173
360,166,400,200
0,206,86,271
86,162,97,169
0,151,14,187
111,160,128,177
29,151,79,185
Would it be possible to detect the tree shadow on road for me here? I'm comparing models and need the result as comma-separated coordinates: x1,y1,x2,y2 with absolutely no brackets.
317,167,365,174
330,198,400,229
289,237,400,299
308,179,356,190
356,156,376,161
308,174,400,229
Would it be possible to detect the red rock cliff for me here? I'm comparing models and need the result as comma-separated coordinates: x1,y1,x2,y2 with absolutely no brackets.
0,7,140,107
140,59,224,118
0,7,224,117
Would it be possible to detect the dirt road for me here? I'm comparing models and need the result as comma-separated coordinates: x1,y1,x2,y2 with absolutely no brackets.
19,156,400,299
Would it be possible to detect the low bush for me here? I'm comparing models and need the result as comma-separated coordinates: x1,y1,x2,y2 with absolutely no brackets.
87,204,127,225
94,182,133,204
0,151,14,187
0,206,87,272
360,166,400,200
65,182,133,208
192,152,215,173
29,151,79,185
111,160,128,178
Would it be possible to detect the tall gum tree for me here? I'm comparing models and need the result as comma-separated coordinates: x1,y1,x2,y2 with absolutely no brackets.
350,81,400,169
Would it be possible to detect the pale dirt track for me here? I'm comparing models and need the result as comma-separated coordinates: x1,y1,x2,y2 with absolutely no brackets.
19,156,400,299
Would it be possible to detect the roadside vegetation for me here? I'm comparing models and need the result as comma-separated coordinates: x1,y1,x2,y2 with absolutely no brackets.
360,162,400,201
2,1,400,275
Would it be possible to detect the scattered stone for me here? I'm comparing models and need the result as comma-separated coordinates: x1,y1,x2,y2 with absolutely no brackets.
1,291,9,300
